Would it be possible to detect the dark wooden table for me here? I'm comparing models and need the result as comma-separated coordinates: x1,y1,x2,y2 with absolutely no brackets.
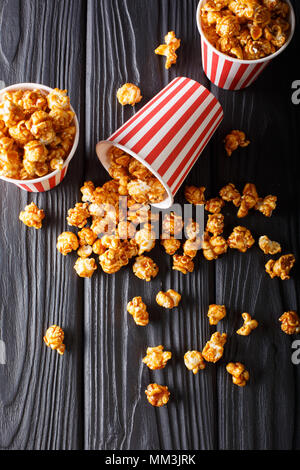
0,0,299,451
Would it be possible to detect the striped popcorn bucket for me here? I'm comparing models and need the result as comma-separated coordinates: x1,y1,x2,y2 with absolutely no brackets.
0,83,79,192
96,77,223,209
196,0,295,91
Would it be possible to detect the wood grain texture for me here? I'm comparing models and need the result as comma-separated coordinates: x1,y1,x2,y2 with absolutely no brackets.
0,0,299,450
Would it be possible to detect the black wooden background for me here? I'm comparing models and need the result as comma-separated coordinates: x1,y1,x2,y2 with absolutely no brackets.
0,0,299,450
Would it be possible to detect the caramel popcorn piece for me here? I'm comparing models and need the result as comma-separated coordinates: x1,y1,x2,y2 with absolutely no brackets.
43,325,65,355
202,231,228,260
244,38,275,59
216,15,241,38
224,130,250,157
172,254,194,274
205,197,225,214
127,296,149,326
279,311,300,335
67,203,90,228
265,254,295,280
47,88,70,110
226,362,249,387
160,236,181,255
49,108,74,132
255,195,277,217
133,256,159,281
19,202,45,229
92,238,106,256
145,383,170,407
0,100,25,127
206,213,224,235
183,238,201,258
8,120,34,146
219,183,241,207
99,246,129,274
207,304,226,325
0,148,22,179
237,183,259,218
57,231,79,255
162,212,184,237
184,185,206,205
135,223,156,255
77,227,97,246
258,235,281,255
216,36,243,59
22,89,48,114
26,110,56,145
156,289,181,309
185,219,200,240
155,31,181,69
77,245,93,258
184,351,206,374
74,257,97,278
237,313,259,336
227,226,255,252
116,83,142,106
80,181,95,202
202,332,227,363
143,345,172,370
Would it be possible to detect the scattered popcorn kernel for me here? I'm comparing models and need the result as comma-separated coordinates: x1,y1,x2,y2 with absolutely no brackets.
92,238,106,256
19,202,45,229
80,181,95,202
57,231,79,255
226,362,249,387
184,185,206,205
135,223,156,255
237,313,259,336
207,304,226,325
161,236,181,255
202,332,227,363
133,256,159,281
162,212,184,237
99,247,129,274
265,254,295,280
206,213,224,235
127,296,149,326
74,257,97,278
156,289,181,309
205,197,225,214
258,235,281,255
67,203,90,228
43,325,65,355
47,88,70,110
224,130,250,157
183,238,201,258
185,219,200,240
145,383,170,407
237,183,259,218
77,245,93,258
255,195,277,217
202,231,228,260
172,254,194,274
219,183,241,207
184,350,206,374
227,226,255,252
77,227,97,246
116,83,142,106
143,345,172,370
155,31,181,69
279,311,300,335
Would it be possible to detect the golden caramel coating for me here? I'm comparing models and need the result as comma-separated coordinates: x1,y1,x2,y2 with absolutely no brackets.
237,183,259,218
183,238,201,258
0,149,22,179
172,254,194,274
145,384,170,407
8,120,34,147
202,231,228,260
265,254,295,280
185,185,206,205
227,226,255,252
0,119,8,138
135,223,156,255
77,245,93,258
224,130,250,157
58,125,76,153
143,346,172,370
116,83,142,106
127,296,149,326
226,362,249,387
117,220,136,239
156,289,181,309
255,195,277,217
67,203,90,228
219,183,241,207
185,219,200,240
155,31,181,69
77,227,98,246
237,313,259,335
26,110,56,145
258,235,281,255
49,108,74,132
244,37,275,59
99,247,129,274
57,231,79,255
74,257,97,278
206,213,224,235
133,256,159,281
216,36,243,59
279,311,300,335
92,238,106,256
207,304,226,325
202,332,227,363
24,139,48,163
81,181,95,202
161,236,181,255
22,89,48,114
47,88,70,110
184,351,206,374
205,197,225,214
0,100,25,127
43,325,65,356
19,202,45,229
162,212,184,237
216,15,241,37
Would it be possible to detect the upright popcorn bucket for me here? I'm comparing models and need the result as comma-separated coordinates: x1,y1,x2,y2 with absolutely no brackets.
96,77,223,209
196,0,295,91
0,83,79,192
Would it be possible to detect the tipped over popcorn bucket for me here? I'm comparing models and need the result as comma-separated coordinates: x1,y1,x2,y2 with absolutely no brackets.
96,77,223,209
0,83,79,192
196,0,295,90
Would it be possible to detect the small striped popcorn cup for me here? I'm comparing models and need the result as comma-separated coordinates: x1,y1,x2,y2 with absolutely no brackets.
196,0,295,91
0,83,79,192
96,77,223,209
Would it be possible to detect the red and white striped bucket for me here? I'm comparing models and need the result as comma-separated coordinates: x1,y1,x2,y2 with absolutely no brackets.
0,83,79,192
196,0,295,91
96,77,223,208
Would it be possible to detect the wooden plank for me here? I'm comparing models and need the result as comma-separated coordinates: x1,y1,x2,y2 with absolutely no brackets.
84,0,217,450
0,0,86,450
